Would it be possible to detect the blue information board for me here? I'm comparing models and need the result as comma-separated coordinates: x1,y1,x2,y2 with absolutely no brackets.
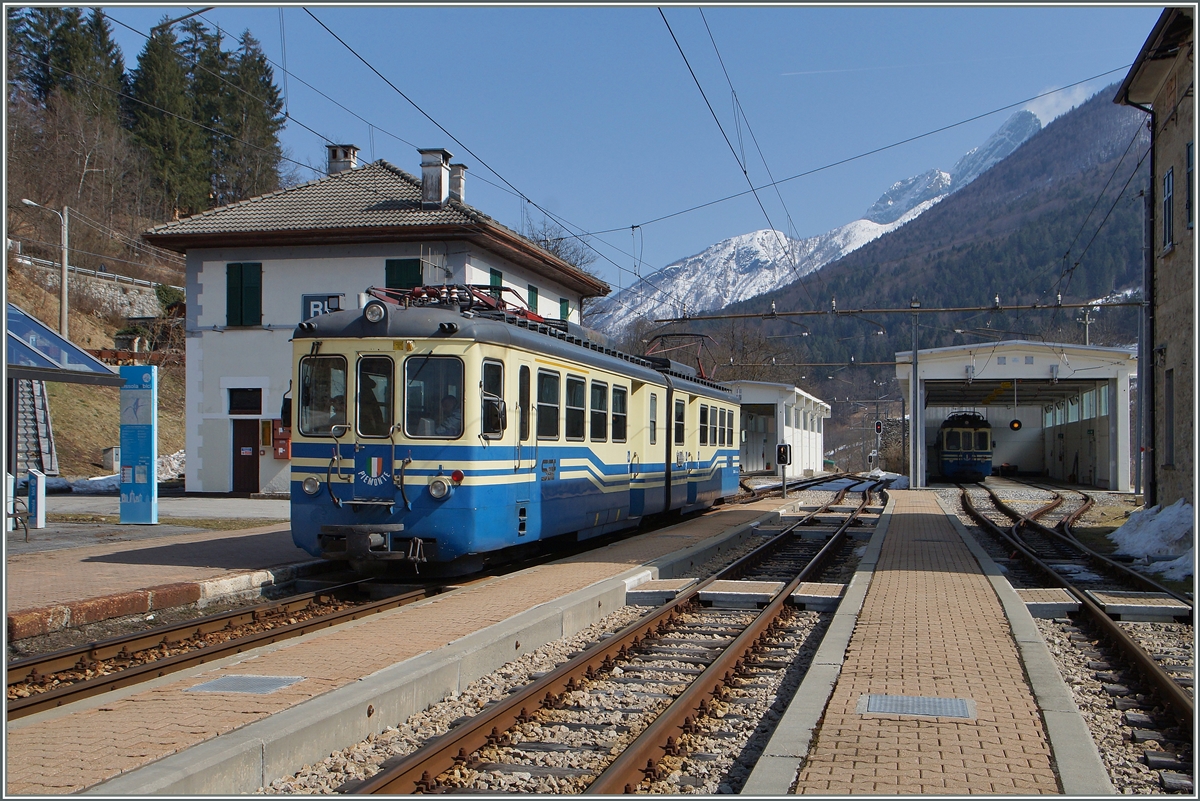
119,365,158,524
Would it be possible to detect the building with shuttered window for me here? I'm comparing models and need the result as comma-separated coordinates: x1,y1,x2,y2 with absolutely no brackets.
143,146,609,494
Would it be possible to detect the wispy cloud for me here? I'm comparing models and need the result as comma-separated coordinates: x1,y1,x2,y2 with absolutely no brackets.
1023,79,1109,123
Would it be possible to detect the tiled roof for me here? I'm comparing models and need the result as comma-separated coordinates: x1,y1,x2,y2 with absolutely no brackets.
143,160,494,236
142,160,610,296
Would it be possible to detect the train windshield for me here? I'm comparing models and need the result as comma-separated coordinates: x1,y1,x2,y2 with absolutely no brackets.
945,430,961,450
357,357,393,437
405,356,463,438
299,356,347,437
976,431,990,451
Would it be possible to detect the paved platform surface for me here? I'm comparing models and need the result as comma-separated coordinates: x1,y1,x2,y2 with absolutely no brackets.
791,490,1061,794
5,499,783,795
6,495,301,638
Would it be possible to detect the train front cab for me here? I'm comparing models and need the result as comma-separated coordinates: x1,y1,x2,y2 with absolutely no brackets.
937,423,993,482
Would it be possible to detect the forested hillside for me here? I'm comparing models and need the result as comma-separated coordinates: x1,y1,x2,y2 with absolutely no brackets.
5,8,289,288
680,86,1148,399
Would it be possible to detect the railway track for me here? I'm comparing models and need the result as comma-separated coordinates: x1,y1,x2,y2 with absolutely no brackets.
957,483,1193,784
338,482,881,794
6,579,436,720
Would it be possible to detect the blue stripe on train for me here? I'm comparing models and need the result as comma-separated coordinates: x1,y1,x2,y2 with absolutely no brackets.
290,441,739,562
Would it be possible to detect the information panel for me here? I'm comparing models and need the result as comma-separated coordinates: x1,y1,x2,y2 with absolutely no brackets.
119,365,158,524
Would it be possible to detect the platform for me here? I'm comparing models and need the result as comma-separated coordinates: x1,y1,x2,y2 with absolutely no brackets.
744,490,1113,795
5,498,790,795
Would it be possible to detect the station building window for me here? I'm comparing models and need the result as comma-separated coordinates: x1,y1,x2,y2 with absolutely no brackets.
226,263,262,327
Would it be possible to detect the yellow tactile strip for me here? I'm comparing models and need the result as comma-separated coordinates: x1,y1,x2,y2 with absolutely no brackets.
5,501,780,795
793,491,1061,795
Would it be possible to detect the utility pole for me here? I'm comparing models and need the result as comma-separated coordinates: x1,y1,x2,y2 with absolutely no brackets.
1075,308,1094,346
22,199,69,339
910,296,921,487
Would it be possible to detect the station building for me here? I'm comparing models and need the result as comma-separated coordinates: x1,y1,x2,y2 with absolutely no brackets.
1115,7,1195,508
143,146,609,494
729,381,830,476
896,340,1137,490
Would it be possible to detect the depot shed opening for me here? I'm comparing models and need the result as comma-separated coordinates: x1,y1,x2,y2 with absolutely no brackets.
896,340,1136,490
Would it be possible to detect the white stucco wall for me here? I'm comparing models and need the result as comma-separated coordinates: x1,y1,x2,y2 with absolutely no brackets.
731,381,830,476
184,241,587,493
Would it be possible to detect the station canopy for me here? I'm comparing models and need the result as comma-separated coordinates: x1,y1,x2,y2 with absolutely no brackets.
6,303,124,386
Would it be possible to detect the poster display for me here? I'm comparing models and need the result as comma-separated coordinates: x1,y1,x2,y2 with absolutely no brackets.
119,365,158,524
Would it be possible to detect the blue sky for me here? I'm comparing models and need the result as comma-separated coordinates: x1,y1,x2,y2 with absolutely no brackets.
101,5,1162,292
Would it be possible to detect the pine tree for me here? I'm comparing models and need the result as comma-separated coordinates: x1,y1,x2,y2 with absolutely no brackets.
78,9,125,120
129,21,208,217
217,30,285,204
178,19,228,202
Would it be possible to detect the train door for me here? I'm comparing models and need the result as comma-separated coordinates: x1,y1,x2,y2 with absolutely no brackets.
685,396,699,506
671,392,689,509
513,359,540,540
351,355,395,502
629,384,647,519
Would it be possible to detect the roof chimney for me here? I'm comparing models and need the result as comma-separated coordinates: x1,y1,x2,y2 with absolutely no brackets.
419,148,453,209
327,144,359,175
448,163,467,203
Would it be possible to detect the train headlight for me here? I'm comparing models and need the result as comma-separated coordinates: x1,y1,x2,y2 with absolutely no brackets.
302,476,321,495
363,301,386,323
429,476,452,500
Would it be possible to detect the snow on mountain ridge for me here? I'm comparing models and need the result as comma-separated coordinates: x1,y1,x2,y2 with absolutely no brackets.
588,111,1041,334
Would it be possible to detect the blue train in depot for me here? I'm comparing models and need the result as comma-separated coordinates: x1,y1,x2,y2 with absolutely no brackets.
934,411,994,482
288,285,741,575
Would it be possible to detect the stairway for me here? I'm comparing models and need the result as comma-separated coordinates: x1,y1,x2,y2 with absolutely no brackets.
14,379,59,476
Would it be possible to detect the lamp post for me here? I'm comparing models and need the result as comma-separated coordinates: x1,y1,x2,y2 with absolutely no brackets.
22,199,69,339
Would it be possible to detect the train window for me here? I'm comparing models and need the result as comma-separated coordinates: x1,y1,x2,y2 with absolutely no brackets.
590,381,608,441
649,394,658,445
709,407,717,447
565,376,586,440
482,360,504,438
727,409,734,446
405,356,464,439
356,357,393,438
674,399,685,445
519,366,530,441
537,370,559,439
945,430,961,450
612,386,627,442
975,432,989,451
699,405,709,446
299,356,347,437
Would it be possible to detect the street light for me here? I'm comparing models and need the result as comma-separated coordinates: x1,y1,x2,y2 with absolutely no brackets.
22,198,69,339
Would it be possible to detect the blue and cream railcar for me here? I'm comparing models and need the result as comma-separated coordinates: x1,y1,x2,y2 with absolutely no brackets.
935,411,993,482
288,287,741,574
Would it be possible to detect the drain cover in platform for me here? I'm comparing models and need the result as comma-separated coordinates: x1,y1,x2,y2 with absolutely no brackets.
858,693,974,718
186,675,304,694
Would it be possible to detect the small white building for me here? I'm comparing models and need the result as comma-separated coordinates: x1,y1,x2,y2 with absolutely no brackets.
144,146,609,494
729,381,830,476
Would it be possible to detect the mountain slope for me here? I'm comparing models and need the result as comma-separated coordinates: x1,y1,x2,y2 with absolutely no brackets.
589,110,1040,334
706,85,1148,370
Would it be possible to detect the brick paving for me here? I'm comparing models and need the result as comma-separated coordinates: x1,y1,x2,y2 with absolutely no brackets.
5,500,781,794
792,491,1060,794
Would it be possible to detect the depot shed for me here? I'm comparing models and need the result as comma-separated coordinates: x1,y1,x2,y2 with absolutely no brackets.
729,381,830,476
896,340,1136,490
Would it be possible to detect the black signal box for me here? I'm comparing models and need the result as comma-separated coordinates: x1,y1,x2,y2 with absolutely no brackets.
776,444,792,466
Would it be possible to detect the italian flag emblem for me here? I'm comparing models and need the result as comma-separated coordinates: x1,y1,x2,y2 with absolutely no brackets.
368,457,384,478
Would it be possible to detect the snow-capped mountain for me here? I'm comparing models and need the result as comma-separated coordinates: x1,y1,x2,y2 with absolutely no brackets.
588,111,1041,335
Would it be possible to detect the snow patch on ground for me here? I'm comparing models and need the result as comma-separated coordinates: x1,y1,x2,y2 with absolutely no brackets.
1107,498,1195,580
16,450,186,494
866,469,909,490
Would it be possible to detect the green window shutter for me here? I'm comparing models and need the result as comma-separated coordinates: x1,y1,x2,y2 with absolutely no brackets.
560,298,569,321
385,258,422,290
527,285,538,313
241,263,262,325
489,268,503,300
227,263,243,326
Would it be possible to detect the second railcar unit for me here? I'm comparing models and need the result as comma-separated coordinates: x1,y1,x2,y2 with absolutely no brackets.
288,286,741,574
935,411,993,482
